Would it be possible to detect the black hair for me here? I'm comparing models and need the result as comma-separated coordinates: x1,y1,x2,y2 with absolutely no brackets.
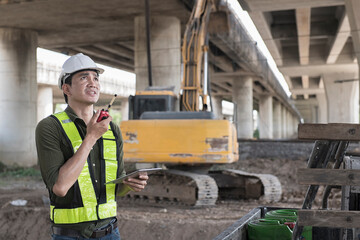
63,75,72,104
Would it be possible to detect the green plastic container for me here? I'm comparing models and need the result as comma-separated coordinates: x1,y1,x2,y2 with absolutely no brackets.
248,219,293,240
247,209,312,240
265,209,298,223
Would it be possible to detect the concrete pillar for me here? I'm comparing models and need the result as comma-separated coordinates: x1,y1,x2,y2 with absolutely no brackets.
287,111,292,137
233,76,253,139
317,93,327,123
120,98,129,121
37,85,53,122
211,96,223,119
288,113,292,137
259,95,273,139
323,73,359,123
134,16,181,96
345,0,360,118
273,100,282,139
293,115,299,137
0,28,38,167
281,105,287,138
290,113,297,138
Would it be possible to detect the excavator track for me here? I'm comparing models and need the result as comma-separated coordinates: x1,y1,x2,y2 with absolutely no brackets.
119,170,218,206
119,168,282,206
209,169,282,202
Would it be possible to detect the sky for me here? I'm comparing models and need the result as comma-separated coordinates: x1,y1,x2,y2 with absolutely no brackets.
37,0,290,96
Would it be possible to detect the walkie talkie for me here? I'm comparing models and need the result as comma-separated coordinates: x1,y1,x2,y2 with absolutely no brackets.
97,94,117,122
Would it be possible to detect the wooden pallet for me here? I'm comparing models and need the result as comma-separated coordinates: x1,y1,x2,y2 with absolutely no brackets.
292,123,360,240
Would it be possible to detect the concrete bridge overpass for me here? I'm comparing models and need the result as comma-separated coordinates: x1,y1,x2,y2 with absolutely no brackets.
0,0,301,166
239,0,360,124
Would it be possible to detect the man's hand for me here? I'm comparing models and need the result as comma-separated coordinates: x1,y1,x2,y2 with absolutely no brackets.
86,110,112,142
123,172,149,192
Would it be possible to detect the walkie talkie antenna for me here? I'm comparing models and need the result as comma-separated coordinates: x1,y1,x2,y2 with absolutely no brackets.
97,94,117,122
106,94,117,111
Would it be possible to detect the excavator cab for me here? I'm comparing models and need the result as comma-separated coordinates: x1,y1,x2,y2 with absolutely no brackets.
128,87,177,120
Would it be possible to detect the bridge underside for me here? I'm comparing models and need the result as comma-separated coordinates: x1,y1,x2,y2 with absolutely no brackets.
0,0,302,166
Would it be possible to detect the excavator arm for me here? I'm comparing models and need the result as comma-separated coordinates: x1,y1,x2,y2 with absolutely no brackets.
181,0,215,111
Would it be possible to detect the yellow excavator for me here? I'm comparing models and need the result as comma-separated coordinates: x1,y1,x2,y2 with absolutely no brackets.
120,0,281,206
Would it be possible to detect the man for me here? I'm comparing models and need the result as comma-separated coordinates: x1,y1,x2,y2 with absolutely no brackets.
36,53,148,239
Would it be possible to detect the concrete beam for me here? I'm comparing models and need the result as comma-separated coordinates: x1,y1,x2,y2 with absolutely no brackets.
72,46,133,68
326,13,350,64
345,0,360,64
296,8,311,65
211,71,258,78
301,75,310,99
284,75,293,89
248,12,283,66
212,92,232,97
239,0,344,12
290,87,325,95
212,82,233,93
279,62,358,76
94,43,133,60
208,52,234,72
117,41,134,51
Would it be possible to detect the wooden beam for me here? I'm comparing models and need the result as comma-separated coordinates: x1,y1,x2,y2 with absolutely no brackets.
297,168,360,185
298,123,360,140
298,210,360,228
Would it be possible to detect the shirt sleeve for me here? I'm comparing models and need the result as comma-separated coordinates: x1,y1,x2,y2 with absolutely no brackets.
35,117,65,192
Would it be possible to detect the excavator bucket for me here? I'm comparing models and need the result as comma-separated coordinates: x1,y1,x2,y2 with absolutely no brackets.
208,10,230,35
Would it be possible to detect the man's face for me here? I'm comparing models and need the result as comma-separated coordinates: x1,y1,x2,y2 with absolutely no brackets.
64,70,100,105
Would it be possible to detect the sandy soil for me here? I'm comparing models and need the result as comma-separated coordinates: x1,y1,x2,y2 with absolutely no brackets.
0,157,342,240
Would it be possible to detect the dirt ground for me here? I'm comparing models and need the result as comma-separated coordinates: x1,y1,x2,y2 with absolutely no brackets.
0,157,342,240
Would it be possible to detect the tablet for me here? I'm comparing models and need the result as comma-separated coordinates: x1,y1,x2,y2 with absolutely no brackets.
105,167,163,184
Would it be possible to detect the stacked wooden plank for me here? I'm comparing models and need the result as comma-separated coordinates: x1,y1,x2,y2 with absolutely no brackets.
293,124,360,240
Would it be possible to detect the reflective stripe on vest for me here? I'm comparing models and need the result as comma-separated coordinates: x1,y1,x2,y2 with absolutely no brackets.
50,111,118,224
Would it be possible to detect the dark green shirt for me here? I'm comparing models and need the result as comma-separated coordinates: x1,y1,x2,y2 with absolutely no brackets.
35,106,125,238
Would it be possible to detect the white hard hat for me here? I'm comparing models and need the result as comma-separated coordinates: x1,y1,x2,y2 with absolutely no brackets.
58,53,104,89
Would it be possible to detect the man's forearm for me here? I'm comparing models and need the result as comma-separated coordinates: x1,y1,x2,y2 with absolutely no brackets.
52,135,97,197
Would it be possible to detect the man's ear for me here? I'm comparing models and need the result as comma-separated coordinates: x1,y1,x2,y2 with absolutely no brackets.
62,84,71,97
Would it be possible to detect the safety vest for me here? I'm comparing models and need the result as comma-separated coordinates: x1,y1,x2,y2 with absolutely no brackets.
50,111,119,224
